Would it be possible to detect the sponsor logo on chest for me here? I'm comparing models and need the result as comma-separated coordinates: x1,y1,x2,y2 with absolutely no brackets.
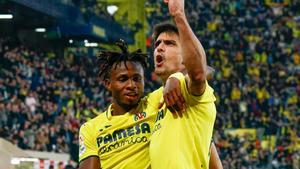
96,122,151,155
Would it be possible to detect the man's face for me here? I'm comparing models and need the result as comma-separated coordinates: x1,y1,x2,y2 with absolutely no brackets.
153,32,185,81
106,61,144,110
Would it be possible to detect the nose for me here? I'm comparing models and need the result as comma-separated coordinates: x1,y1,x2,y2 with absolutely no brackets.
156,42,165,52
126,79,137,89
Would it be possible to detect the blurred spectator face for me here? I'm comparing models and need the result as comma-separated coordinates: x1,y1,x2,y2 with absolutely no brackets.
0,103,4,110
58,162,64,169
153,32,184,80
105,61,144,111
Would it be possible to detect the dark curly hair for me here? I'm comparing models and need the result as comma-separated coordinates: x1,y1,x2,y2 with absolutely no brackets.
97,39,149,81
152,22,179,42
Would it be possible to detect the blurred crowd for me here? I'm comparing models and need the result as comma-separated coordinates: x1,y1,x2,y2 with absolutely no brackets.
0,0,300,168
145,0,299,168
71,0,115,22
0,38,104,162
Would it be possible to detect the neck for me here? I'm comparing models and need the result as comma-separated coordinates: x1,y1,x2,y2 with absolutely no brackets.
111,102,137,116
161,76,168,86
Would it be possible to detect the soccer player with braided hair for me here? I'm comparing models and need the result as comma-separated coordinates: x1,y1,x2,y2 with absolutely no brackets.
79,39,162,169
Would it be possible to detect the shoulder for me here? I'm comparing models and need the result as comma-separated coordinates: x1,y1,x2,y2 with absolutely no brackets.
181,77,216,105
80,112,106,133
143,87,163,108
147,87,163,99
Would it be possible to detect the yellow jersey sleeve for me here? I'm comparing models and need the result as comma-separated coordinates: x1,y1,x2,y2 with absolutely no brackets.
177,72,216,105
144,87,163,109
79,122,99,162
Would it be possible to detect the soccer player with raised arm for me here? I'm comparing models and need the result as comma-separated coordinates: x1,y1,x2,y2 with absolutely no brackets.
149,0,221,169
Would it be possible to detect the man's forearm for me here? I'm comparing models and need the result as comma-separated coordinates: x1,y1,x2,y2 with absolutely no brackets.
173,11,207,84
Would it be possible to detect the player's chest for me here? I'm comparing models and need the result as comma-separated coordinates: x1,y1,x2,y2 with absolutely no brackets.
96,112,156,155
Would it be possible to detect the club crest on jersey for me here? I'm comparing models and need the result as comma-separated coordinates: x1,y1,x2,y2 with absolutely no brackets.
134,112,146,121
79,135,86,156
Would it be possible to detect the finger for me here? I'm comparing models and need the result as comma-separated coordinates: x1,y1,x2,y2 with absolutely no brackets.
164,0,169,3
183,103,187,112
169,94,182,112
178,110,183,118
169,103,183,114
164,92,175,108
173,104,183,117
170,106,182,118
173,90,184,112
168,91,177,107
178,91,185,103
173,104,181,112
158,101,164,109
173,83,184,105
171,110,179,118
167,105,177,114
163,94,170,108
158,97,164,109
175,84,185,104
175,99,184,112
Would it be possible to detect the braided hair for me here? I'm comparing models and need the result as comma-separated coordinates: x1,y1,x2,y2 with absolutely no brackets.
97,39,149,81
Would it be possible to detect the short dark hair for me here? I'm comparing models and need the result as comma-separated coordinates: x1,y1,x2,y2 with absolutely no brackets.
152,22,179,42
97,39,149,81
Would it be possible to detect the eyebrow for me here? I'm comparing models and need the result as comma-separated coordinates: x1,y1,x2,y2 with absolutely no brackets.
116,71,143,77
154,39,177,47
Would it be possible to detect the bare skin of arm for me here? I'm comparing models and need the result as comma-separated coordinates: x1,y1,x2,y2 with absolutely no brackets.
79,157,101,169
165,0,207,95
209,143,223,169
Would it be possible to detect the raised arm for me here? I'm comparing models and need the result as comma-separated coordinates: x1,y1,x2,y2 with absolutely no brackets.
165,0,207,95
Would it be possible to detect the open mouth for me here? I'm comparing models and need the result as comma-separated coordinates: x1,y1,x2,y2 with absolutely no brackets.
155,54,164,67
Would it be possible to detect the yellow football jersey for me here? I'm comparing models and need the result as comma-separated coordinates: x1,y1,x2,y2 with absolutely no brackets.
79,88,162,169
150,73,217,169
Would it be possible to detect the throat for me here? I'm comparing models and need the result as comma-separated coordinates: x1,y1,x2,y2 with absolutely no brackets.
111,102,138,116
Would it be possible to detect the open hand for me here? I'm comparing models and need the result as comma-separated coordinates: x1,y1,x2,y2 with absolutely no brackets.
159,76,186,115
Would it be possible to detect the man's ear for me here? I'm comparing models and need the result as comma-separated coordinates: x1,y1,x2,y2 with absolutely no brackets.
103,79,111,90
